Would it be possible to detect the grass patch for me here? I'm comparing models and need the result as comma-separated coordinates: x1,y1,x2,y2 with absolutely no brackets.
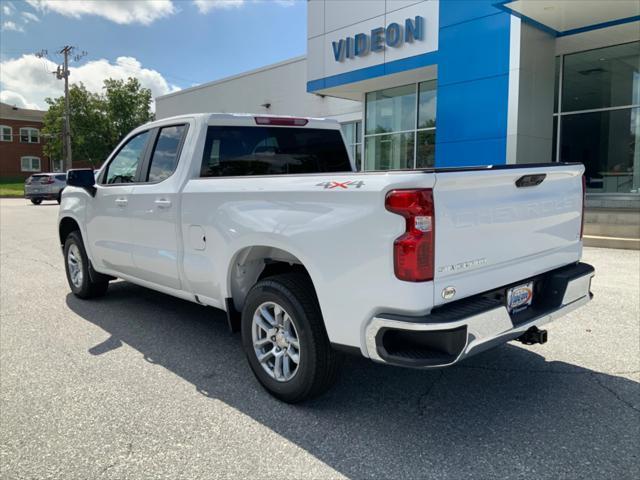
0,178,25,197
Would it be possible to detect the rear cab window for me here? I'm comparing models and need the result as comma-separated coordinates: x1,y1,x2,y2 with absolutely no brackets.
200,126,352,177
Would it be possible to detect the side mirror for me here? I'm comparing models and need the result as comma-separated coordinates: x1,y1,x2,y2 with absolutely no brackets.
67,168,96,196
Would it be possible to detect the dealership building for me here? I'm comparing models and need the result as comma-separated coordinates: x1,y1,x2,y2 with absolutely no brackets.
156,0,640,226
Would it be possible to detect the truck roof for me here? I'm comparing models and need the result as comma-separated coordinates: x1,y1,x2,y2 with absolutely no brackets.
144,113,340,130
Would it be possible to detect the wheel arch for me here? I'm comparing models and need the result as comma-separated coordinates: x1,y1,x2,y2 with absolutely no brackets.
227,245,318,314
59,216,81,247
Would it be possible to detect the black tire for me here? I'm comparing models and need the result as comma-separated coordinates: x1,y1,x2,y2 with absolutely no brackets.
64,231,109,299
241,273,341,403
30,198,42,205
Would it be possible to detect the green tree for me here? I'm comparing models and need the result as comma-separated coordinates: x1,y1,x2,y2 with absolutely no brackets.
42,77,154,169
103,78,154,145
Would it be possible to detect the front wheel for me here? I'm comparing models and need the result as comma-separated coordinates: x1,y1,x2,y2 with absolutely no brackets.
241,273,341,403
64,231,109,299
30,198,42,205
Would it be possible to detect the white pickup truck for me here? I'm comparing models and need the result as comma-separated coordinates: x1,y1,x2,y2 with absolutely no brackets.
59,113,594,402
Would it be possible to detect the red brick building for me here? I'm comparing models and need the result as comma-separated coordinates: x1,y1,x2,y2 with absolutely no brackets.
0,102,58,180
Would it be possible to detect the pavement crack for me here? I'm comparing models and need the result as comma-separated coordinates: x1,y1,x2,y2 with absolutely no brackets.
591,373,640,414
417,370,444,416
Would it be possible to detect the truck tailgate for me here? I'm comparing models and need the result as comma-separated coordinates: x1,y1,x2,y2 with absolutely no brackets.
432,164,584,306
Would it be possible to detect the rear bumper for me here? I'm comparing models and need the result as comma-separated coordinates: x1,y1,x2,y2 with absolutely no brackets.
24,191,59,200
365,262,595,368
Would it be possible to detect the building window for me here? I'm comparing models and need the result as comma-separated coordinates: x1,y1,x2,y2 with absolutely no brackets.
553,41,639,194
21,156,41,172
341,120,362,170
20,127,39,143
364,80,437,171
0,125,12,142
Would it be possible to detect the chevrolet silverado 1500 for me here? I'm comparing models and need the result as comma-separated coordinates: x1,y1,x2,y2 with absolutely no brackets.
59,113,594,402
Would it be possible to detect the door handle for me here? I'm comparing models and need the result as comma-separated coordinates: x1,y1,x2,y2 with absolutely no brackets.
115,197,128,207
154,198,172,209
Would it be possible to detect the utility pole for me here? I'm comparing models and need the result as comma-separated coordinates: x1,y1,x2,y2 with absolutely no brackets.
57,46,73,172
37,46,86,172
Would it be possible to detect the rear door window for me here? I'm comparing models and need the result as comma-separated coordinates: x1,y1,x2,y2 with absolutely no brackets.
146,125,187,182
201,126,352,177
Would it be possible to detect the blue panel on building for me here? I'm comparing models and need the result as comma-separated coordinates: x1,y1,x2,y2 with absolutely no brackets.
437,12,511,86
435,137,507,167
436,75,509,143
435,0,511,166
439,0,504,28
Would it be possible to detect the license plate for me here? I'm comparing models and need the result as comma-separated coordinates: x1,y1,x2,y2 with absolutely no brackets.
507,282,533,313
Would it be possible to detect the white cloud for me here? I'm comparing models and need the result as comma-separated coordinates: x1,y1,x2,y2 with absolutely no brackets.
2,3,13,16
21,11,40,23
194,0,295,14
0,90,39,110
1,20,23,32
194,0,244,13
0,54,180,110
25,0,176,25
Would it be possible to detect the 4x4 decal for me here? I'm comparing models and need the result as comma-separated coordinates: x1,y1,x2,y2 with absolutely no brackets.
315,180,365,189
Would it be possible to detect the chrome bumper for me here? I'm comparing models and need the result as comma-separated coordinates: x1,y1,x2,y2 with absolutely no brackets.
365,264,594,368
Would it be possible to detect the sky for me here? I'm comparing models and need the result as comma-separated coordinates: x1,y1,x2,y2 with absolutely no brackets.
0,0,307,110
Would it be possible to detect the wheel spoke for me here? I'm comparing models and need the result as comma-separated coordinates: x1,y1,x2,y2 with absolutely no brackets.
254,313,272,334
287,347,299,364
257,348,275,364
287,336,299,350
282,353,291,378
254,337,272,348
259,306,276,326
273,305,283,326
273,353,284,380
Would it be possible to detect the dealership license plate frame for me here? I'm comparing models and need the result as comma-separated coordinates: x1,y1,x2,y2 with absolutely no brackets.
506,281,534,314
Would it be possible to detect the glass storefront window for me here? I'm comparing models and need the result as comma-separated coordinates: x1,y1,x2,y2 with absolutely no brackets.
418,80,437,129
416,130,436,168
365,132,414,170
365,84,416,135
560,108,639,194
562,41,640,112
364,81,437,170
341,120,362,170
554,41,639,194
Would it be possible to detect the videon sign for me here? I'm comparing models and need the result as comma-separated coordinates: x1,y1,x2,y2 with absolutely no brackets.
332,16,424,62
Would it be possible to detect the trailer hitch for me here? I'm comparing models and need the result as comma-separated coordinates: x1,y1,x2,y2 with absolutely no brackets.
516,326,548,345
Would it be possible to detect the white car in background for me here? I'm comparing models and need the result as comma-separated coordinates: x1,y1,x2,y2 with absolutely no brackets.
24,173,67,205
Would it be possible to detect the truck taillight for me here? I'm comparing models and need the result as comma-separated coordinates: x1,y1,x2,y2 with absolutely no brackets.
580,175,586,240
385,189,435,282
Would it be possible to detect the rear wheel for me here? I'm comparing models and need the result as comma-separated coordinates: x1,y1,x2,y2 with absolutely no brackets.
64,231,109,299
241,273,341,403
30,198,42,205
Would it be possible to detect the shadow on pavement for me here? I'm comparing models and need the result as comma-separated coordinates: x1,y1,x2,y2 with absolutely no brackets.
66,281,639,479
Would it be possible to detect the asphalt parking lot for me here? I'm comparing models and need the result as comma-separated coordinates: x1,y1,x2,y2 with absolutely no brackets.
0,197,638,480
